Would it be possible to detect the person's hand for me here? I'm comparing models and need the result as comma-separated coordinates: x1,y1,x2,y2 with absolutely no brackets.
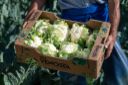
23,9,37,28
25,9,37,21
104,34,116,59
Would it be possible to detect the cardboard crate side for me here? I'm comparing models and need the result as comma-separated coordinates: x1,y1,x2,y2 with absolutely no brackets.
38,55,90,74
40,11,59,23
90,45,104,76
87,22,110,77
39,58,91,77
89,22,110,59
15,41,42,63
97,22,111,72
100,22,111,44
81,62,99,78
15,43,93,77
85,19,102,29
86,22,110,78
15,43,30,63
96,46,104,74
88,37,103,60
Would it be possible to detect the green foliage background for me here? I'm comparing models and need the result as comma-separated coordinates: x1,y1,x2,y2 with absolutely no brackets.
0,0,128,85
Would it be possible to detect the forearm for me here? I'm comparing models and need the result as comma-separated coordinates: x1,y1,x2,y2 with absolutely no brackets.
108,0,120,39
29,0,46,11
25,0,46,20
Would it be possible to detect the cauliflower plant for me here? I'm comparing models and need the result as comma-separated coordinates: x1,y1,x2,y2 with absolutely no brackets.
86,34,95,49
24,19,98,59
35,20,51,36
70,23,89,43
38,43,58,57
59,42,78,59
61,43,78,54
25,36,42,48
51,20,69,42
68,48,91,59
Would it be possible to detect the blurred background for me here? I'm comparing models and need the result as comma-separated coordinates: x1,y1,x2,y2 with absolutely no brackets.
0,0,128,85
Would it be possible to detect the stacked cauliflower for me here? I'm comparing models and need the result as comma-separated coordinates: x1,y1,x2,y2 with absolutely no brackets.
24,19,98,59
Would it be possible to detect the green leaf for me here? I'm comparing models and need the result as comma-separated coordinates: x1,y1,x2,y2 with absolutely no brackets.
2,4,8,17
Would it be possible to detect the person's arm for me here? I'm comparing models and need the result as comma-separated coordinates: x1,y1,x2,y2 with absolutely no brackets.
105,0,120,59
25,0,46,20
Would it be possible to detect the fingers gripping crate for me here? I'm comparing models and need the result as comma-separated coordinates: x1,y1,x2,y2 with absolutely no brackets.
15,10,110,78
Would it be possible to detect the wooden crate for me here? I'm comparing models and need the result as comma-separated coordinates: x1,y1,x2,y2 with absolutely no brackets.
15,10,110,78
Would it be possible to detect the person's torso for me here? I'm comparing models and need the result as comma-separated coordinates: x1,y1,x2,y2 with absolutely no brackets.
58,0,107,10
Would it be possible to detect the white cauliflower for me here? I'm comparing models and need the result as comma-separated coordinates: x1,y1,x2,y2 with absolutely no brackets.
38,43,58,56
61,42,78,54
51,21,69,42
70,23,89,43
25,36,42,48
